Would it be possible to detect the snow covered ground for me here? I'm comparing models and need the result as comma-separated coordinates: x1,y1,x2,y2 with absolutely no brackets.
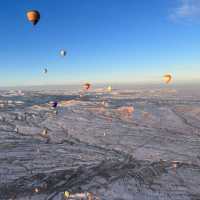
0,84,200,200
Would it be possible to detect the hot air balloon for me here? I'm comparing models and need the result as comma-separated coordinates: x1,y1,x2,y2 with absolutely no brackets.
34,188,39,193
107,85,112,92
83,83,91,90
42,128,48,136
26,10,40,25
163,74,172,84
44,68,48,74
87,192,94,200
64,191,70,198
60,49,66,57
14,127,19,133
52,101,58,108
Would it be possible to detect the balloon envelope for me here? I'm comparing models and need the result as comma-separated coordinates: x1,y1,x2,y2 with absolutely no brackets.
52,101,58,108
44,68,48,74
64,191,70,198
26,10,40,25
60,50,66,57
83,83,91,90
163,74,172,84
107,86,112,92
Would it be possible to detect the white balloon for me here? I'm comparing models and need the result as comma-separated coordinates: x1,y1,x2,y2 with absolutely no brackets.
44,68,48,74
60,49,66,57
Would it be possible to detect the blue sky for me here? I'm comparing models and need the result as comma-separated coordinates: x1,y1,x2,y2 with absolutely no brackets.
0,0,200,86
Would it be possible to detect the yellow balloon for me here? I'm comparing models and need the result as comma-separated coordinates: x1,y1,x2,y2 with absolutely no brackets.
64,191,70,198
107,85,112,92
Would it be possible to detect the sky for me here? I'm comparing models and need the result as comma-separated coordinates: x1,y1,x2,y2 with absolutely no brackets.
0,0,200,86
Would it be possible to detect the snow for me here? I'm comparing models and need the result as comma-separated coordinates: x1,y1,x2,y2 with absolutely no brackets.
0,85,200,199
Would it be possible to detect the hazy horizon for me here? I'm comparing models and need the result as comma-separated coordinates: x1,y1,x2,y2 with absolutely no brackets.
0,81,200,91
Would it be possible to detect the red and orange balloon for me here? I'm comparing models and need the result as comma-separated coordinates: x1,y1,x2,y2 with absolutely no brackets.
26,10,40,25
83,83,91,90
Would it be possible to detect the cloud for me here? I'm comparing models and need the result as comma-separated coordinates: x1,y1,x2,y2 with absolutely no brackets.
170,0,200,21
